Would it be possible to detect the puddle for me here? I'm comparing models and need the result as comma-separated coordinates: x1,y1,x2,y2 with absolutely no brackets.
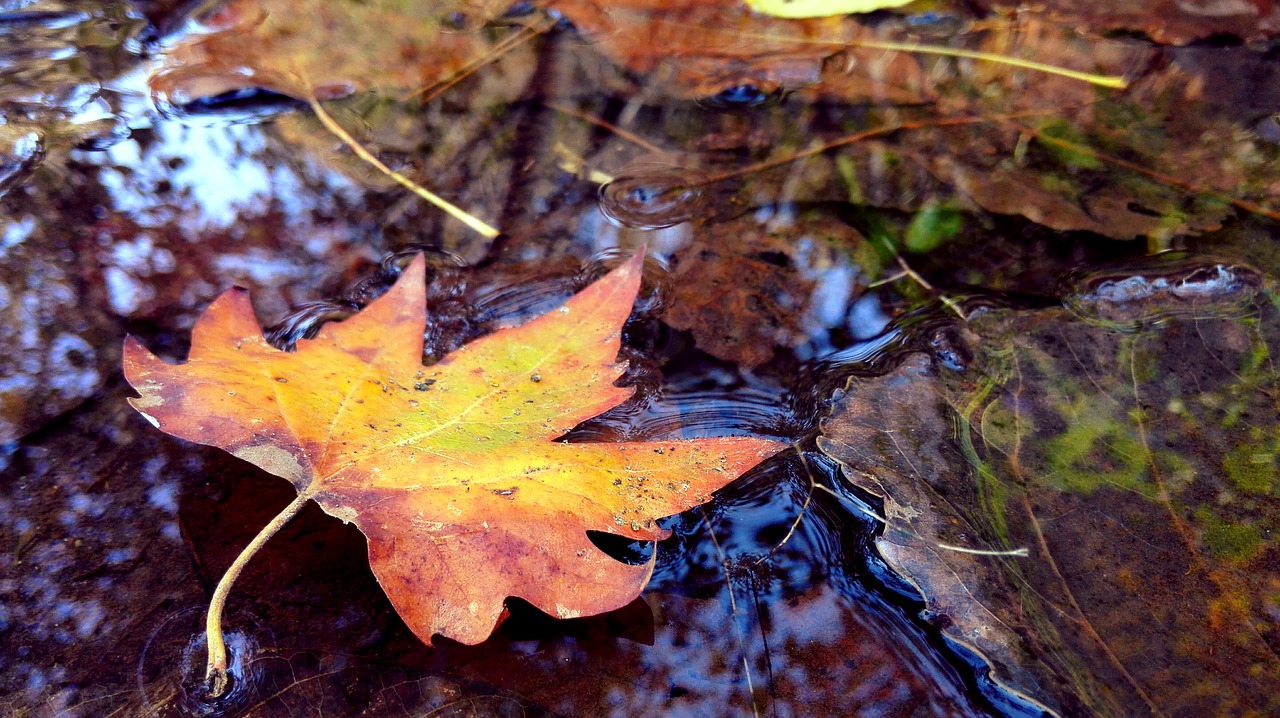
2,1,1279,716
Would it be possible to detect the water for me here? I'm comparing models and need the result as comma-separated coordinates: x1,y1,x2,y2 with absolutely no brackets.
598,165,707,231
2,1,1278,716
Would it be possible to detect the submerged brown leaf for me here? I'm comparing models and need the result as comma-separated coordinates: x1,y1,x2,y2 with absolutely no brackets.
663,208,871,367
819,260,1280,715
151,0,536,101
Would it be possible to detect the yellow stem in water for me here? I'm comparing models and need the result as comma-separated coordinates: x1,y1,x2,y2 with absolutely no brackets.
306,96,501,240
852,39,1128,89
652,20,1131,89
204,494,309,698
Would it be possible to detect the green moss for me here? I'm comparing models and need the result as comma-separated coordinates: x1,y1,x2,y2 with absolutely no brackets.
1194,507,1265,563
1242,329,1271,374
1126,338,1160,384
954,383,1018,545
1041,394,1152,496
1223,443,1278,496
978,397,1024,460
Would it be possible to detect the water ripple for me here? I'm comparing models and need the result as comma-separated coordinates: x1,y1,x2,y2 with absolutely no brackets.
599,163,706,230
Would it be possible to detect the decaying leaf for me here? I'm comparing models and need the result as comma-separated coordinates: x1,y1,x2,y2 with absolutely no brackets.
124,252,785,646
544,0,932,103
818,261,1280,716
978,0,1280,45
151,0,531,101
663,209,872,367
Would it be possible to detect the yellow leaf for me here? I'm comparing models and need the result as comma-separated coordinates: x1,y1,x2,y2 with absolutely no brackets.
124,252,786,649
744,0,916,19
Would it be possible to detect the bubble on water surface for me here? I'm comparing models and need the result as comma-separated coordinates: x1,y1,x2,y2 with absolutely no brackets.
264,300,360,351
696,82,784,112
599,164,706,230
343,246,469,305
378,244,470,274
267,246,476,356
813,304,990,394
1063,258,1265,328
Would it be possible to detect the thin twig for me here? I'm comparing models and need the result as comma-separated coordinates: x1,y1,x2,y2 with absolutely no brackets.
851,39,1127,89
698,509,764,718
754,445,812,565
544,101,668,154
872,236,968,321
640,17,1128,88
697,109,1059,186
402,16,555,104
306,96,501,239
812,458,1028,559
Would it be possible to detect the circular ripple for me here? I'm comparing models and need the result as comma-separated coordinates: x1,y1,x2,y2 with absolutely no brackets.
576,248,674,319
598,164,706,230
136,606,272,717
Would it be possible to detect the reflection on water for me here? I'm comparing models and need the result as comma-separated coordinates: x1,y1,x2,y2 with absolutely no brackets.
0,0,145,175
2,0,1279,716
1062,256,1265,328
0,126,45,197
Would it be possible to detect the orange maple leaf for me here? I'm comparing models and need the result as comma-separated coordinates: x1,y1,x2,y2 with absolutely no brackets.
124,252,785,659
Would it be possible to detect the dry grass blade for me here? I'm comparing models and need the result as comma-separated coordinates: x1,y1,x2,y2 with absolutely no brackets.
305,96,500,239
851,39,1128,89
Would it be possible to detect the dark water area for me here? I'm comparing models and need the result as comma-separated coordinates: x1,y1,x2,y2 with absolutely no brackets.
2,1,1279,716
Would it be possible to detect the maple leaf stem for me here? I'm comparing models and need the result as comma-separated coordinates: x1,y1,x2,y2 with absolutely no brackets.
204,493,310,698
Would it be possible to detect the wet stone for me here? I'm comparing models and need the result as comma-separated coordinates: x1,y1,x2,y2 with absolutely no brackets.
0,394,206,711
